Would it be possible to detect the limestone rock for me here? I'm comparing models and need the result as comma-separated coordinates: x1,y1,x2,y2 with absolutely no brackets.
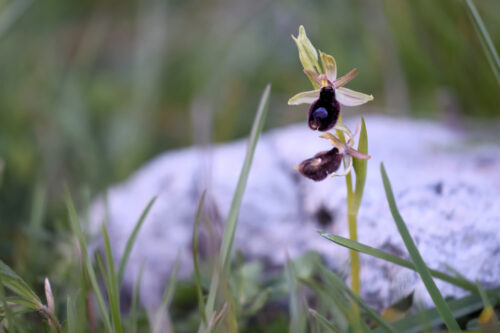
89,115,500,310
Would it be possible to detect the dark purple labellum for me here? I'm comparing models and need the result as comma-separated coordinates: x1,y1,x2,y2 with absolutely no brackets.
308,86,340,131
298,147,343,181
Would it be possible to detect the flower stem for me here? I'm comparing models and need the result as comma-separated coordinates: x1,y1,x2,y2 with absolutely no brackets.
338,123,360,297
347,210,360,296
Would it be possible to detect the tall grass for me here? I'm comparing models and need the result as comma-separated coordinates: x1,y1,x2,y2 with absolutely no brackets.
201,84,270,332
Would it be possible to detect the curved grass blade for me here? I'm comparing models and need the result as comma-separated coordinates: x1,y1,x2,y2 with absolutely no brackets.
0,260,42,309
66,296,77,333
308,309,342,333
373,287,500,333
130,263,145,333
118,196,157,285
152,253,180,333
319,232,478,293
0,276,15,332
317,265,397,333
380,163,460,332
286,258,306,333
201,84,271,330
464,0,500,87
102,224,124,333
192,191,207,324
65,191,113,332
297,276,349,331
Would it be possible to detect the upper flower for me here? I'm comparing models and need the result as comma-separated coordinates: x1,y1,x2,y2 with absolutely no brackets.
288,26,374,109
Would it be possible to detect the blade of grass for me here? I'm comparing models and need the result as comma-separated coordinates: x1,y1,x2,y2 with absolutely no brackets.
201,84,271,330
117,196,157,285
193,191,207,324
131,263,145,333
152,253,180,333
65,190,113,332
297,276,350,331
0,276,15,332
286,258,307,333
319,232,478,293
464,0,500,87
101,224,124,333
66,296,77,333
380,163,460,331
308,309,342,333
0,260,42,309
95,254,115,331
218,84,271,269
317,265,397,333
476,282,492,308
373,287,500,333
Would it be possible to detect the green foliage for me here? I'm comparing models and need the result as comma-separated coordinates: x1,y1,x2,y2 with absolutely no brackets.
118,196,157,285
380,164,460,331
319,232,478,294
202,84,270,331
1,1,500,331
464,0,500,87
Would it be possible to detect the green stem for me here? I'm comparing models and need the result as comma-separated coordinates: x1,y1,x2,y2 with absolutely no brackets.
339,122,361,297
348,212,360,296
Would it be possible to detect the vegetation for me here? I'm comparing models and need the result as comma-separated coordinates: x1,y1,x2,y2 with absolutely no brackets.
1,0,500,332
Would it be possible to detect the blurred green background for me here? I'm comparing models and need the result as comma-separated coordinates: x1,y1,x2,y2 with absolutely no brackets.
0,0,499,285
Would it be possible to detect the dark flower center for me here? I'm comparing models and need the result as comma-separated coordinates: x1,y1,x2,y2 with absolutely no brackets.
307,87,340,131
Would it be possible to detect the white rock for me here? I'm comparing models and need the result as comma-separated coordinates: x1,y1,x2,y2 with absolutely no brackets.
89,115,500,310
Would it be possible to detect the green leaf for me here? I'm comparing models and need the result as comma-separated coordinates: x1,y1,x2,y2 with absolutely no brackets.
373,287,500,333
285,258,307,333
65,191,113,332
66,296,77,333
201,84,270,329
352,116,368,210
464,0,500,87
192,191,207,324
380,163,461,332
101,224,123,333
130,263,145,333
243,288,271,318
317,265,397,333
319,232,478,293
118,196,157,285
308,309,342,333
297,276,349,331
153,254,180,333
0,260,42,310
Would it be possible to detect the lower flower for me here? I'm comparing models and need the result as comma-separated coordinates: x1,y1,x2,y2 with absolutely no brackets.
296,123,371,181
297,147,343,181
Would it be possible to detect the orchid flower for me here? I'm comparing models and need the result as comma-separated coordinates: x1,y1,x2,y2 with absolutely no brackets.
297,124,371,181
288,26,373,108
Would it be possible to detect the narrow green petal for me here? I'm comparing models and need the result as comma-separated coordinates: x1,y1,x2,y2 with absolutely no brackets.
320,51,337,82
